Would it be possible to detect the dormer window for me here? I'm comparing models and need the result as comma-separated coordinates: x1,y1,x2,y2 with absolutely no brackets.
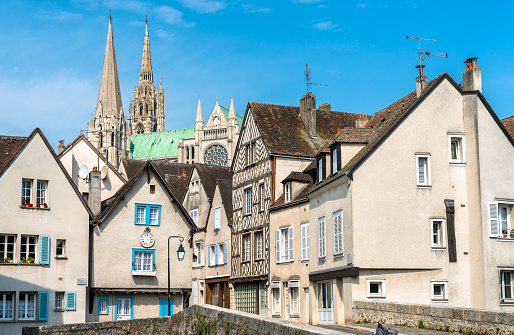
284,182,291,203
317,157,324,183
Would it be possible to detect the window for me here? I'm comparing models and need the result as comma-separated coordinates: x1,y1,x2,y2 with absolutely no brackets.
194,241,204,266
317,158,323,183
190,180,199,194
271,281,281,316
56,239,65,258
317,282,333,323
431,219,446,249
0,293,14,320
246,144,252,166
0,235,16,261
275,227,293,263
301,223,309,261
367,279,385,299
252,142,257,164
55,292,65,311
21,236,37,262
284,182,291,203
448,135,465,164
431,281,448,301
190,208,199,226
82,192,89,204
18,293,36,320
259,184,265,211
191,280,198,305
150,185,155,194
98,297,109,315
213,207,221,230
218,243,226,265
21,179,32,204
208,245,218,266
318,217,326,258
132,249,155,273
255,231,264,260
134,204,161,225
115,296,132,320
500,270,513,302
416,154,431,187
488,201,514,238
36,180,47,206
331,147,339,174
289,281,300,316
245,188,252,215
333,210,343,255
243,234,251,262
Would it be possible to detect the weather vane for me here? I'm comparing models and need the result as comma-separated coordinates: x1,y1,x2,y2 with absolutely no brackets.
403,36,447,76
304,63,327,95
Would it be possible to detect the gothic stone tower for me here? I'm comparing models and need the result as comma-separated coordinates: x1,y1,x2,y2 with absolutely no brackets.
129,19,165,134
87,16,130,168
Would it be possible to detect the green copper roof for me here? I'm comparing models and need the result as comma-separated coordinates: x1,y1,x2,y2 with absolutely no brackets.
219,105,244,129
131,128,195,159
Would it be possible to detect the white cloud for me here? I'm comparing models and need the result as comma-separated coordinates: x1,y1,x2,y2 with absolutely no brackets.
312,21,339,30
109,0,148,13
155,5,196,27
178,0,226,14
154,29,175,41
242,4,272,13
356,3,368,8
35,10,83,21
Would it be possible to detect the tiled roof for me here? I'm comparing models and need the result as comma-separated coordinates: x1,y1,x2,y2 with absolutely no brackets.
318,128,376,153
271,176,313,209
120,159,146,179
501,116,514,141
0,135,27,175
130,127,195,159
194,163,232,199
164,175,190,203
281,171,313,184
249,102,361,157
219,105,244,130
216,179,233,224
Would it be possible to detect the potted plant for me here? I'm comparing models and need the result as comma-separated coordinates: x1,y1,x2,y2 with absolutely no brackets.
28,203,33,208
510,229,514,239
36,203,41,208
22,257,28,264
27,257,35,264
43,203,48,208
3,258,12,263
22,199,28,207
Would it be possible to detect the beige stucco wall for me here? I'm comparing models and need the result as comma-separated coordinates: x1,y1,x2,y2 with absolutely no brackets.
269,201,311,324
59,139,125,201
0,133,90,334
274,157,312,201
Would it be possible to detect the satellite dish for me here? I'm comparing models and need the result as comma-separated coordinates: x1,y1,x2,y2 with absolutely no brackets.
100,166,108,180
78,165,89,179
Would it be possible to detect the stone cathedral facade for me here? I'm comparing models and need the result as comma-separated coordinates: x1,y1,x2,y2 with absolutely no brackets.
129,19,165,134
86,16,130,168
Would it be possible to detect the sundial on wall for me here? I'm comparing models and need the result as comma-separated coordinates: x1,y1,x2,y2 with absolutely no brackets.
140,227,155,248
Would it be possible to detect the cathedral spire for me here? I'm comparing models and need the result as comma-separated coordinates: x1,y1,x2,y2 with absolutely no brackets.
196,95,204,124
228,96,236,120
96,16,123,118
139,17,153,84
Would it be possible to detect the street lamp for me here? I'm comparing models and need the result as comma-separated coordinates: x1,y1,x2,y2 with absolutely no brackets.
168,235,185,317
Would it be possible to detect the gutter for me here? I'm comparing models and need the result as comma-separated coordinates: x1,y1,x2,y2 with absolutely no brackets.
269,198,309,212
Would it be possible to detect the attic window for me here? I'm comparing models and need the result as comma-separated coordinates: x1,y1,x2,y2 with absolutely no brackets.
285,182,291,203
150,185,155,194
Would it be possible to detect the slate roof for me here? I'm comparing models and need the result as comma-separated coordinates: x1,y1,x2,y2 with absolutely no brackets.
130,128,195,159
219,105,244,130
194,163,232,199
318,128,376,153
281,171,313,184
271,173,313,209
0,135,27,175
501,116,514,141
216,179,234,224
249,102,362,157
120,159,146,179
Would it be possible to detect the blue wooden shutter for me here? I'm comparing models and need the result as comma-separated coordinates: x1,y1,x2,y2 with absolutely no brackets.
207,246,211,266
214,244,219,265
40,235,50,265
160,299,173,316
38,291,48,321
223,242,227,264
66,291,76,310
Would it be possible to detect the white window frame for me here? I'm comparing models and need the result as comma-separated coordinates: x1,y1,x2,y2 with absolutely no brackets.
218,243,224,265
55,291,65,311
367,279,385,299
301,222,309,261
36,180,48,206
430,218,446,249
21,179,33,204
20,235,37,263
213,207,221,231
289,280,300,317
284,182,291,203
133,251,153,272
416,154,431,187
333,210,343,255
489,200,514,238
331,147,338,174
194,241,204,267
252,142,257,164
270,281,281,316
318,217,326,258
191,279,198,305
448,134,465,164
317,158,323,183
189,208,199,226
0,234,16,261
259,183,265,211
149,207,159,225
243,234,251,262
255,231,264,260
56,239,66,258
246,144,251,166
499,269,514,303
430,280,448,302
316,281,333,323
190,180,199,195
276,227,293,263
136,206,146,224
18,292,36,320
0,292,14,320
244,187,252,215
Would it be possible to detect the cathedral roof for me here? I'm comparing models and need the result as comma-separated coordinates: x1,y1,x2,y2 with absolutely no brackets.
130,128,195,159
219,105,243,129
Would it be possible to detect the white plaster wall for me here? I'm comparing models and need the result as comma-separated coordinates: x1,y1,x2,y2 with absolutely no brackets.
182,168,209,229
274,157,312,201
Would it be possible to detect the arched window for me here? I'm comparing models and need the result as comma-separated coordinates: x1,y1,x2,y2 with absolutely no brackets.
186,146,189,159
139,105,143,116
111,132,115,146
99,132,103,148
152,124,157,132
191,147,195,161
136,124,144,134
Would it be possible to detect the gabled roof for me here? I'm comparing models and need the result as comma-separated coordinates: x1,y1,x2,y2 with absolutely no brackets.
271,172,313,210
248,102,361,157
318,128,376,153
216,179,234,224
130,127,195,159
91,161,197,232
58,134,126,182
219,105,244,129
281,171,313,184
0,128,93,218
193,163,232,199
501,116,514,141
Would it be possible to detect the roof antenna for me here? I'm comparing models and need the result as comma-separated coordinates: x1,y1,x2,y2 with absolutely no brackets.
403,36,447,76
304,63,327,95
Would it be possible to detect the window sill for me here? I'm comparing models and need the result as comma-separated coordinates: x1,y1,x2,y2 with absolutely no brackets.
417,185,432,189
301,259,309,263
17,319,37,322
0,320,15,322
277,261,293,265
367,296,386,300
272,314,281,318
290,314,300,318
449,162,466,166
497,237,514,242
132,271,156,276
20,206,50,210
333,253,344,259
243,213,252,217
500,299,514,305
54,309,65,312
134,223,160,226
208,264,226,268
193,265,204,269
241,260,251,264
431,299,448,303
55,256,68,260
431,247,446,250
254,258,264,262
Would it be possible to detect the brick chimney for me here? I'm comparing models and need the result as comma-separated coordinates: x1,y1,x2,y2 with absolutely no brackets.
355,114,369,128
416,65,428,97
57,140,65,155
300,92,317,137
463,57,481,92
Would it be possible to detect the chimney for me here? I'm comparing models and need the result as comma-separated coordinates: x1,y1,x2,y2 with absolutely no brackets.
355,114,368,128
300,92,317,137
463,57,481,92
88,169,102,217
318,103,331,111
182,169,187,177
416,65,428,97
57,140,65,155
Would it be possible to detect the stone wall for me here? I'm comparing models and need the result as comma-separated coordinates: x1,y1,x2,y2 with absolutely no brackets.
353,300,514,335
23,304,347,335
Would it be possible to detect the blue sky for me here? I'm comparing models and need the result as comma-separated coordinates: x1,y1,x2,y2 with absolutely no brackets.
1,0,514,150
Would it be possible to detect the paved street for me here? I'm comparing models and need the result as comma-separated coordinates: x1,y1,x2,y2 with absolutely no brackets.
318,322,456,335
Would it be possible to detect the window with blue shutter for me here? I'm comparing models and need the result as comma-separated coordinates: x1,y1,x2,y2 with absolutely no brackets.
159,298,173,316
38,291,48,321
214,244,219,265
40,235,50,265
207,246,211,266
223,242,227,264
66,291,76,310
134,204,161,225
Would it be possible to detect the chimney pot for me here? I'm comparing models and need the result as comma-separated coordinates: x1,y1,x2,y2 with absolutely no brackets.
182,169,187,177
92,166,98,171
463,57,481,92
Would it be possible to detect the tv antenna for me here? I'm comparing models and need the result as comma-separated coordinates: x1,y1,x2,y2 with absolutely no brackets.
403,36,447,75
304,63,327,95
